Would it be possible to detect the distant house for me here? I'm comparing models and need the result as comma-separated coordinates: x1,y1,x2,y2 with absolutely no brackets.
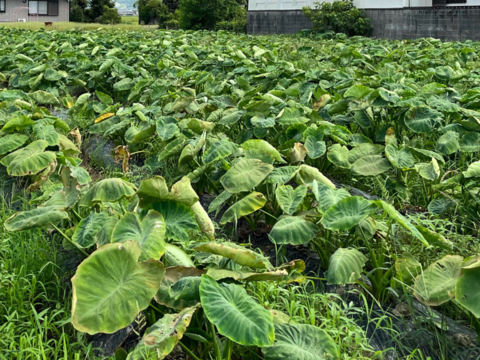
247,0,480,41
0,0,69,22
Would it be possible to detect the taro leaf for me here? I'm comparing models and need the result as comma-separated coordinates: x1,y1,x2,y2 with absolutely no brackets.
321,196,376,232
241,140,285,163
276,185,307,215
80,178,137,207
325,248,366,285
246,149,275,164
112,210,166,261
327,144,351,169
95,91,113,106
385,144,414,169
155,266,205,310
156,122,179,141
200,274,274,347
415,158,440,181
351,155,391,176
58,134,81,157
414,255,463,306
463,160,480,178
29,90,60,105
269,216,318,245
95,216,119,247
72,241,165,334
130,125,155,144
68,164,92,185
405,106,442,133
435,131,459,155
206,268,288,282
186,119,215,134
456,261,480,318
4,206,68,231
312,181,351,213
33,123,59,146
459,132,480,152
394,253,422,286
219,110,245,125
0,134,29,155
191,202,215,240
208,190,232,215
304,137,326,159
220,191,266,225
163,243,194,267
374,200,428,246
344,84,372,99
415,225,453,250
295,164,335,189
1,140,56,176
347,143,384,164
178,144,195,170
1,115,34,132
265,166,298,184
194,242,272,270
145,200,198,242
276,107,309,125
410,147,445,165
262,323,339,360
220,159,273,193
127,305,199,360
428,198,454,215
202,139,238,164
137,176,199,208
73,211,110,248
113,78,135,91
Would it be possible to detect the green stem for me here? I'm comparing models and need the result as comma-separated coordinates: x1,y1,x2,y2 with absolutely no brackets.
223,338,233,360
50,223,89,257
312,239,329,271
208,321,222,360
178,341,201,360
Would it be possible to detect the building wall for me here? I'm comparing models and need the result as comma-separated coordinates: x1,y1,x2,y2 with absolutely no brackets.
247,6,480,41
0,0,69,22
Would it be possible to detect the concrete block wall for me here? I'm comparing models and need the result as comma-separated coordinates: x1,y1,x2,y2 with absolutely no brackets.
247,6,480,41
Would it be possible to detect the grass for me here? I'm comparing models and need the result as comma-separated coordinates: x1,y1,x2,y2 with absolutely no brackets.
0,20,155,31
0,192,108,360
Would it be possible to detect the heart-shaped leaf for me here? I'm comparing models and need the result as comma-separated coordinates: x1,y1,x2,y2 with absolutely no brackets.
276,185,307,215
220,191,266,225
269,216,318,245
325,248,367,285
321,196,376,232
220,159,274,193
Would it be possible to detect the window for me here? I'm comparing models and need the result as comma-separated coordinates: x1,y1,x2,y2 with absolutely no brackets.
0,0,5,13
28,0,59,15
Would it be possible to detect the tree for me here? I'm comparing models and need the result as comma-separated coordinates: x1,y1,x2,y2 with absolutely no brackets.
70,0,88,22
178,0,245,31
85,0,118,23
97,5,122,24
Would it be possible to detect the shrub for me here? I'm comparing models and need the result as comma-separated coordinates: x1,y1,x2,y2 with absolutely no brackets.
179,0,246,32
303,0,372,37
158,5,180,29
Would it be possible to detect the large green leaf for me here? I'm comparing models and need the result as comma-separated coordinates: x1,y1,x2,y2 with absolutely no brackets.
73,211,110,248
312,181,350,213
1,115,35,132
1,140,56,176
164,244,195,267
262,323,339,360
351,155,391,176
385,144,414,169
374,200,428,246
200,275,274,346
265,166,298,184
325,248,367,285
112,210,166,260
206,268,288,282
347,143,384,164
459,132,480,152
415,158,440,181
241,140,285,164
4,206,68,231
191,201,215,240
295,164,335,189
435,131,459,155
155,266,205,309
220,159,273,193
194,242,272,269
405,106,442,133
137,176,199,208
276,107,309,125
145,200,198,241
127,305,199,360
29,90,60,105
414,255,463,306
202,139,238,164
327,144,351,169
321,196,376,232
276,185,307,215
80,178,136,207
463,160,480,178
220,191,266,225
72,241,165,334
269,216,319,245
33,123,59,146
394,253,422,286
0,134,29,155
456,260,480,318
